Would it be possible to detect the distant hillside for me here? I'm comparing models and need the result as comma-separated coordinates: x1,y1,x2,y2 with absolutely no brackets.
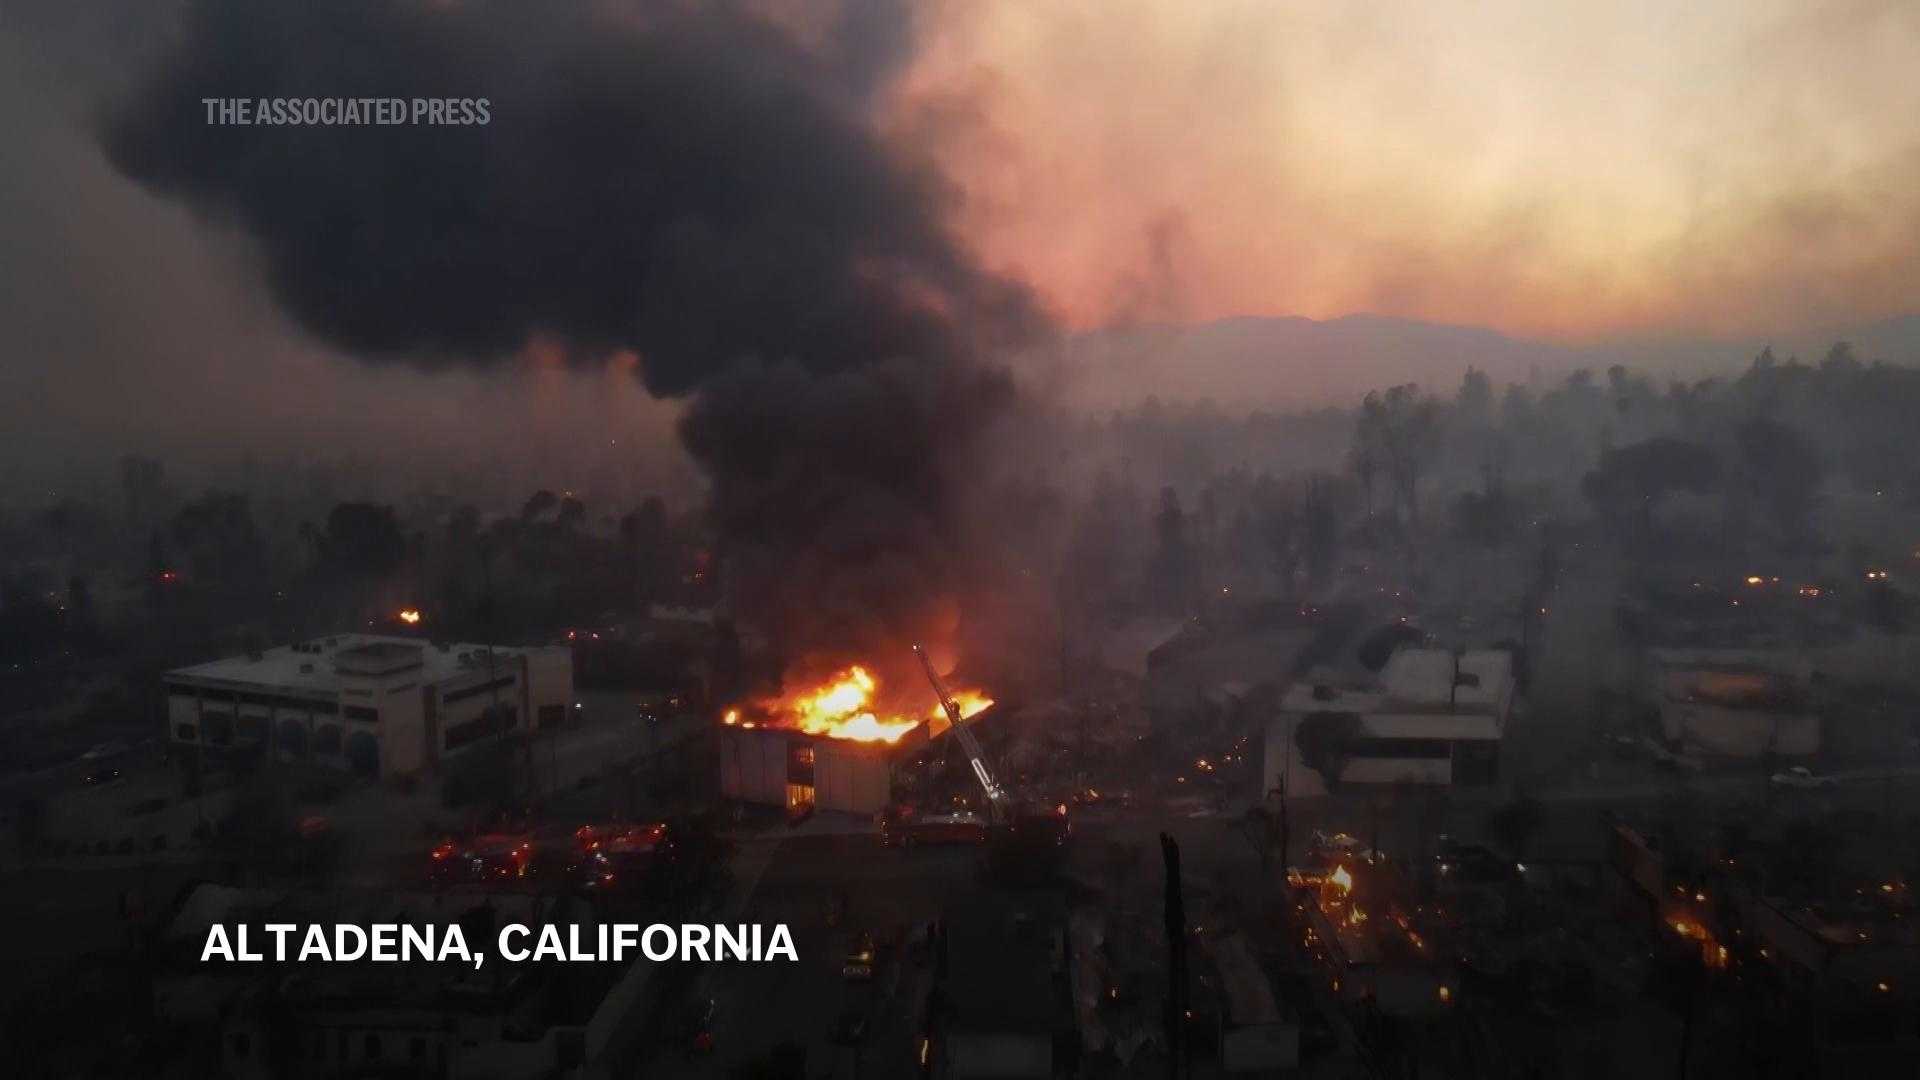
1044,312,1920,414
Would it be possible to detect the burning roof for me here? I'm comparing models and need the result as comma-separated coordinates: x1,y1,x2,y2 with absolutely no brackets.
724,663,991,745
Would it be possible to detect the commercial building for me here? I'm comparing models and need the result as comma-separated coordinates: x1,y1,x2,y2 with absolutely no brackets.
1647,648,1820,758
1264,647,1516,797
718,721,938,816
165,634,573,781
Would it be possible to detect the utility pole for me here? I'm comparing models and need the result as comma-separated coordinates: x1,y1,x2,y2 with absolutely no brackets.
1161,833,1188,1080
1675,958,1699,1079
1279,723,1292,871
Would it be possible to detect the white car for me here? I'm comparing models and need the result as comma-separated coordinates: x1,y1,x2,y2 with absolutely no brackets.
1770,766,1837,790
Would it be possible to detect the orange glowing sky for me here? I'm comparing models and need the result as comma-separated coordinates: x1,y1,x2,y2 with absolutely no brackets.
888,0,1920,342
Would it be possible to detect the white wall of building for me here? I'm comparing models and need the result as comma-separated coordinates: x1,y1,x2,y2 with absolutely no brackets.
165,636,575,782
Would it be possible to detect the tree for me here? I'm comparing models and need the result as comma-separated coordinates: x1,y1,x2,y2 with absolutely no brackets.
1733,418,1823,545
1819,340,1859,373
171,491,267,586
1457,367,1494,428
1299,474,1342,584
1146,486,1198,614
316,502,406,578
619,496,671,607
1580,437,1720,550
520,489,558,522
1348,443,1379,535
1450,487,1518,549
1356,384,1442,530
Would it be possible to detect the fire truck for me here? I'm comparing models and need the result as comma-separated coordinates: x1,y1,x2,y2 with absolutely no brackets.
892,645,1071,851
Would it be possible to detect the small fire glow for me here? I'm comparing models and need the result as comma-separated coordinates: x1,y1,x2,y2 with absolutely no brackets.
397,608,422,625
1328,864,1354,894
737,664,993,744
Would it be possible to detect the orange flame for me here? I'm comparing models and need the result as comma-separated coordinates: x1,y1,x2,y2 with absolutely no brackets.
398,608,422,625
778,666,917,744
737,664,993,744
1328,864,1354,893
928,688,994,734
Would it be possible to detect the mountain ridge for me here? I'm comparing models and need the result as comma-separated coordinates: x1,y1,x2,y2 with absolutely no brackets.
1047,311,1920,413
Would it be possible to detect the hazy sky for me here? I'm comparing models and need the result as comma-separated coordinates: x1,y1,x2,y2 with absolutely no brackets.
2,0,1917,494
894,0,1920,341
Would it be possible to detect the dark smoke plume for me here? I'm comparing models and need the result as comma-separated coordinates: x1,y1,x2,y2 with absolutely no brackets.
102,0,1048,666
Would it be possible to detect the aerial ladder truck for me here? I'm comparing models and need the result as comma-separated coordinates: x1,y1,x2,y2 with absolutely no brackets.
904,645,1069,850
914,644,1008,817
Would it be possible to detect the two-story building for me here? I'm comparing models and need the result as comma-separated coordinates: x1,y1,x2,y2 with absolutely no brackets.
165,635,572,781
1264,647,1517,797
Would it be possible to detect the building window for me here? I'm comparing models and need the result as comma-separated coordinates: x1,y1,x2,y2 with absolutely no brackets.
443,675,517,705
346,732,381,777
236,715,265,743
203,713,234,746
277,719,310,758
410,1036,427,1060
314,724,343,755
787,744,815,784
1346,737,1453,760
344,704,379,723
176,723,198,742
538,703,565,730
364,1034,382,1061
232,1032,250,1058
444,705,516,751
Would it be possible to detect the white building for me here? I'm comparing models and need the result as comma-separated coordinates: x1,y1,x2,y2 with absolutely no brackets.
165,635,572,780
1264,648,1516,796
1648,648,1819,758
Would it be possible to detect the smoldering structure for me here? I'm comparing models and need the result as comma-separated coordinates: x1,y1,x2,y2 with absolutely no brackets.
102,0,1050,682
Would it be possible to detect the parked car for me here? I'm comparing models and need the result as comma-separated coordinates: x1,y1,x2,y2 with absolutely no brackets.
1770,765,1837,790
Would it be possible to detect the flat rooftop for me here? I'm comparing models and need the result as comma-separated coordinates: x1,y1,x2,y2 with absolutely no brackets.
167,634,533,693
1283,648,1513,718
1381,648,1512,711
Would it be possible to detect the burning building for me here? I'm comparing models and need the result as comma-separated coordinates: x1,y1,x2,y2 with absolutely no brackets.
1297,854,1456,1017
717,663,992,816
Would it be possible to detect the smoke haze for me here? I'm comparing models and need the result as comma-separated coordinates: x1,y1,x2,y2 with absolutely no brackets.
95,0,1048,667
